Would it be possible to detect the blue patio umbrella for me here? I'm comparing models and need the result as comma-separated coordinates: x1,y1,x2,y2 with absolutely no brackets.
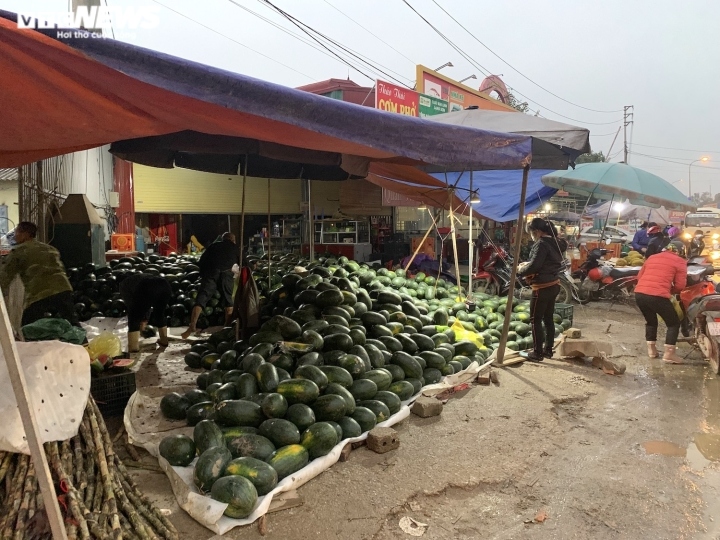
542,162,696,212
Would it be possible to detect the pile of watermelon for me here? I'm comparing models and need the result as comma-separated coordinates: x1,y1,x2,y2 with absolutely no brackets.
67,254,227,327
153,254,577,519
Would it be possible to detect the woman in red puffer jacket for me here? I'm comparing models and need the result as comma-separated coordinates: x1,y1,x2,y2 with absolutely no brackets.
634,245,687,363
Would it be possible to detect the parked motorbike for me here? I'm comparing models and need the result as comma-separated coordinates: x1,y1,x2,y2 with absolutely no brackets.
681,256,720,372
686,231,706,259
472,244,521,297
473,243,576,304
575,248,640,304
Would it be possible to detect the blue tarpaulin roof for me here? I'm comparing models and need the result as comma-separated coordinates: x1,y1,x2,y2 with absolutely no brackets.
429,169,557,222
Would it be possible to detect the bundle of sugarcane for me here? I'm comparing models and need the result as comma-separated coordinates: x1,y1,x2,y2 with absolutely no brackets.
0,397,178,540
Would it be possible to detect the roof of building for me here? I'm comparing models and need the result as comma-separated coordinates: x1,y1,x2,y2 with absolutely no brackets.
296,78,375,107
295,78,368,94
0,168,17,181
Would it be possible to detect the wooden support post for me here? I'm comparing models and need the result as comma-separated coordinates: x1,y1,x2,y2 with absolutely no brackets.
308,180,314,263
404,209,438,273
468,171,474,294
496,166,530,364
239,158,247,258
0,292,67,539
447,191,463,296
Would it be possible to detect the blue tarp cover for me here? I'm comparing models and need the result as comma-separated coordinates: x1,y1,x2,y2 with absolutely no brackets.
428,169,557,222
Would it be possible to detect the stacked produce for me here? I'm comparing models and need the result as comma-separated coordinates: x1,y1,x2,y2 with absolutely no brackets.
156,255,571,519
614,250,646,267
0,398,177,540
67,255,228,327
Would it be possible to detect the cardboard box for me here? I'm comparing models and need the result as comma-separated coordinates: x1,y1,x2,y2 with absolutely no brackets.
111,233,135,251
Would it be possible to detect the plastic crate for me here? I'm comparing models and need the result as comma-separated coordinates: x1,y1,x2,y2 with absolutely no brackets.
555,303,574,326
91,371,136,417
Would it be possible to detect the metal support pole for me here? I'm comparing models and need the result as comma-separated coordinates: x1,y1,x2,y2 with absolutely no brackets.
496,166,530,364
0,292,68,539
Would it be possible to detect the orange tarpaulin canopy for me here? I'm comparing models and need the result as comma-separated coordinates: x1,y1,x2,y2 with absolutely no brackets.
0,11,532,182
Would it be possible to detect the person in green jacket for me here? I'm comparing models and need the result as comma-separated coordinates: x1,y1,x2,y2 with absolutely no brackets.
0,222,76,326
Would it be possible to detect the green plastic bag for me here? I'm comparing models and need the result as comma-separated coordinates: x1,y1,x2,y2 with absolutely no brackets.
21,318,86,345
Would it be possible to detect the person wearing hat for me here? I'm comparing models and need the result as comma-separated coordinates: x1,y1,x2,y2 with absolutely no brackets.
635,243,687,363
517,218,568,362
644,225,668,258
631,222,653,253
666,226,686,258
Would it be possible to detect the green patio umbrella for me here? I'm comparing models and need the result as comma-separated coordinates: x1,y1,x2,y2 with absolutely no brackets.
542,162,696,212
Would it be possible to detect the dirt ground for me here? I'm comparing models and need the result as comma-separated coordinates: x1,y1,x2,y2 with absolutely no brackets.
118,303,720,540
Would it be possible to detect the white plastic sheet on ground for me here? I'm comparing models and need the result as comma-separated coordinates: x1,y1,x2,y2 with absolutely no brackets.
0,341,90,454
124,359,488,534
81,317,221,352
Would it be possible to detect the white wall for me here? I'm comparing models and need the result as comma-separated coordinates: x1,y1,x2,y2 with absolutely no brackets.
0,180,19,232
58,145,115,238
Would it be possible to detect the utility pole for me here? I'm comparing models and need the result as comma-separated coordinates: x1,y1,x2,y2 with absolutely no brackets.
623,105,634,164
71,0,102,31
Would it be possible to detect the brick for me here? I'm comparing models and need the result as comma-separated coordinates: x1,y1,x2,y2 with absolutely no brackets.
410,396,443,418
601,358,626,375
489,370,499,385
366,427,399,454
339,442,352,462
477,374,491,385
565,328,582,339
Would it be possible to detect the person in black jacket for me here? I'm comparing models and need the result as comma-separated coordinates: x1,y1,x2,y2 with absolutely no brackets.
182,232,240,338
517,218,568,362
645,225,668,258
120,273,173,352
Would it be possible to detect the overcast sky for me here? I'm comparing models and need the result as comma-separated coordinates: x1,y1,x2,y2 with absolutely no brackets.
7,0,720,197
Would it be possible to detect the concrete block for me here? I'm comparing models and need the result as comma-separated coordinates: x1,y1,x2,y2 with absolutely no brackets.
366,427,399,454
477,374,491,385
558,339,612,358
411,396,443,418
565,328,582,339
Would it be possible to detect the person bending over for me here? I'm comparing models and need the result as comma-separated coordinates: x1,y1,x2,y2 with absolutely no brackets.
182,232,239,338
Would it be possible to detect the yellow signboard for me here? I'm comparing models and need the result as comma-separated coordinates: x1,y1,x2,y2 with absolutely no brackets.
415,65,515,113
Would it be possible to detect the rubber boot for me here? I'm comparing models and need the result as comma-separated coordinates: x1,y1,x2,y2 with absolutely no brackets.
662,344,683,364
647,341,659,358
158,327,169,348
127,331,140,353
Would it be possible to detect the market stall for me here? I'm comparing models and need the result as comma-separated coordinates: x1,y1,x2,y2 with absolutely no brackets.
0,10,578,535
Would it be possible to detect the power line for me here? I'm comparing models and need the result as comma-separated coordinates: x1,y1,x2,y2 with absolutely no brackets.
631,142,720,155
257,0,374,83
630,151,720,170
398,0,621,126
321,0,417,65
259,0,412,87
148,0,315,80
228,0,413,85
430,0,622,114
